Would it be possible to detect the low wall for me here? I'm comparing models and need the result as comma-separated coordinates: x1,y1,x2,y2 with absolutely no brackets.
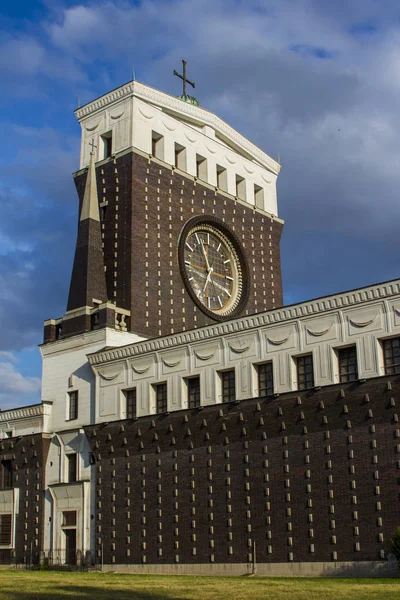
101,560,400,578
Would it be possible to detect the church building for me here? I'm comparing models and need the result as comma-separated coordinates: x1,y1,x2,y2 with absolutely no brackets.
0,70,399,575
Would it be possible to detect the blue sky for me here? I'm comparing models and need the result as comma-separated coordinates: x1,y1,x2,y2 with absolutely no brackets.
1,0,400,409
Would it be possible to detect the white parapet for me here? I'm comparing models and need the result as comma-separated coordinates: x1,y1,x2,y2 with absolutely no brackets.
75,80,280,217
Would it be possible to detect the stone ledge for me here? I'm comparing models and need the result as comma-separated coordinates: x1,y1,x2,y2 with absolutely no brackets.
0,404,44,422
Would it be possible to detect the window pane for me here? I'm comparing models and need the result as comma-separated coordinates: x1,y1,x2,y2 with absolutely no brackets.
62,511,77,527
69,391,78,420
338,347,358,383
126,389,137,419
67,454,77,483
221,370,235,403
258,363,274,397
383,338,400,375
1,461,12,489
297,355,314,391
188,377,200,409
156,384,168,414
0,514,11,545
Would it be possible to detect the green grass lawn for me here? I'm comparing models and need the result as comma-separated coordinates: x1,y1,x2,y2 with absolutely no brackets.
0,571,399,600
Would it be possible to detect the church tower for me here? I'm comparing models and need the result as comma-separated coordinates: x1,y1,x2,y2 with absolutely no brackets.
44,73,283,343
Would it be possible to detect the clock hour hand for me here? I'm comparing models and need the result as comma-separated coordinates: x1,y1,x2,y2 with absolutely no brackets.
202,267,214,292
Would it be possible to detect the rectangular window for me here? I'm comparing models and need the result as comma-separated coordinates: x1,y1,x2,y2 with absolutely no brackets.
0,514,12,545
1,461,12,489
101,132,112,159
155,383,168,414
152,131,164,160
62,511,77,527
235,175,246,200
68,391,78,421
254,184,264,209
297,355,314,391
126,389,137,419
258,362,274,397
221,370,236,403
188,377,200,409
90,310,100,330
174,143,186,170
67,454,77,483
338,346,358,383
196,154,207,181
383,337,400,375
216,165,228,191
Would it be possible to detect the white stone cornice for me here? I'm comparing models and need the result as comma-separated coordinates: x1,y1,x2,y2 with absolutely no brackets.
88,278,400,366
0,404,44,422
75,80,280,175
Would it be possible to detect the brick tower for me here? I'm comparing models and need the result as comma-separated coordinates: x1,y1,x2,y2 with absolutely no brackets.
44,78,283,342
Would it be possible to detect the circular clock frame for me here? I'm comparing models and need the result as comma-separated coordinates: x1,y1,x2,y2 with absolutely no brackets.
178,216,250,321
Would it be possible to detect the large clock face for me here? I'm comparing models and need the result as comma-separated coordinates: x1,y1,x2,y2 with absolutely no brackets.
180,221,246,318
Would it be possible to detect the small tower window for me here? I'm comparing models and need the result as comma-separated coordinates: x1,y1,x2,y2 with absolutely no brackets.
254,184,264,209
90,310,100,330
174,143,186,170
101,132,113,159
56,322,63,340
152,131,164,160
196,154,207,181
235,175,246,200
216,165,228,191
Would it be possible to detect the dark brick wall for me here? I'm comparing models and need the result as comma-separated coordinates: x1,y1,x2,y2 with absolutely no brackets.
0,434,50,563
84,375,400,565
73,150,283,338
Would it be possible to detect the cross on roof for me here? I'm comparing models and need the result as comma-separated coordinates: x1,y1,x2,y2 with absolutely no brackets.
173,60,195,97
89,138,97,153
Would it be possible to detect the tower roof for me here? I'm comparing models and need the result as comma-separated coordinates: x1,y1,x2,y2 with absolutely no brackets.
80,151,101,222
66,151,107,312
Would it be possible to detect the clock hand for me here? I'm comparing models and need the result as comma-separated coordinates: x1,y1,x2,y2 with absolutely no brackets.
208,275,230,296
201,241,211,271
188,264,206,272
202,267,214,292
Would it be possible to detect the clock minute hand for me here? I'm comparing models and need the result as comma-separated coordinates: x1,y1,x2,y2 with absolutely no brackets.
201,241,211,270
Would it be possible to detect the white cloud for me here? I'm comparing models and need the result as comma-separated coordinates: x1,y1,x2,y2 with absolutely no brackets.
0,360,41,410
0,352,17,363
